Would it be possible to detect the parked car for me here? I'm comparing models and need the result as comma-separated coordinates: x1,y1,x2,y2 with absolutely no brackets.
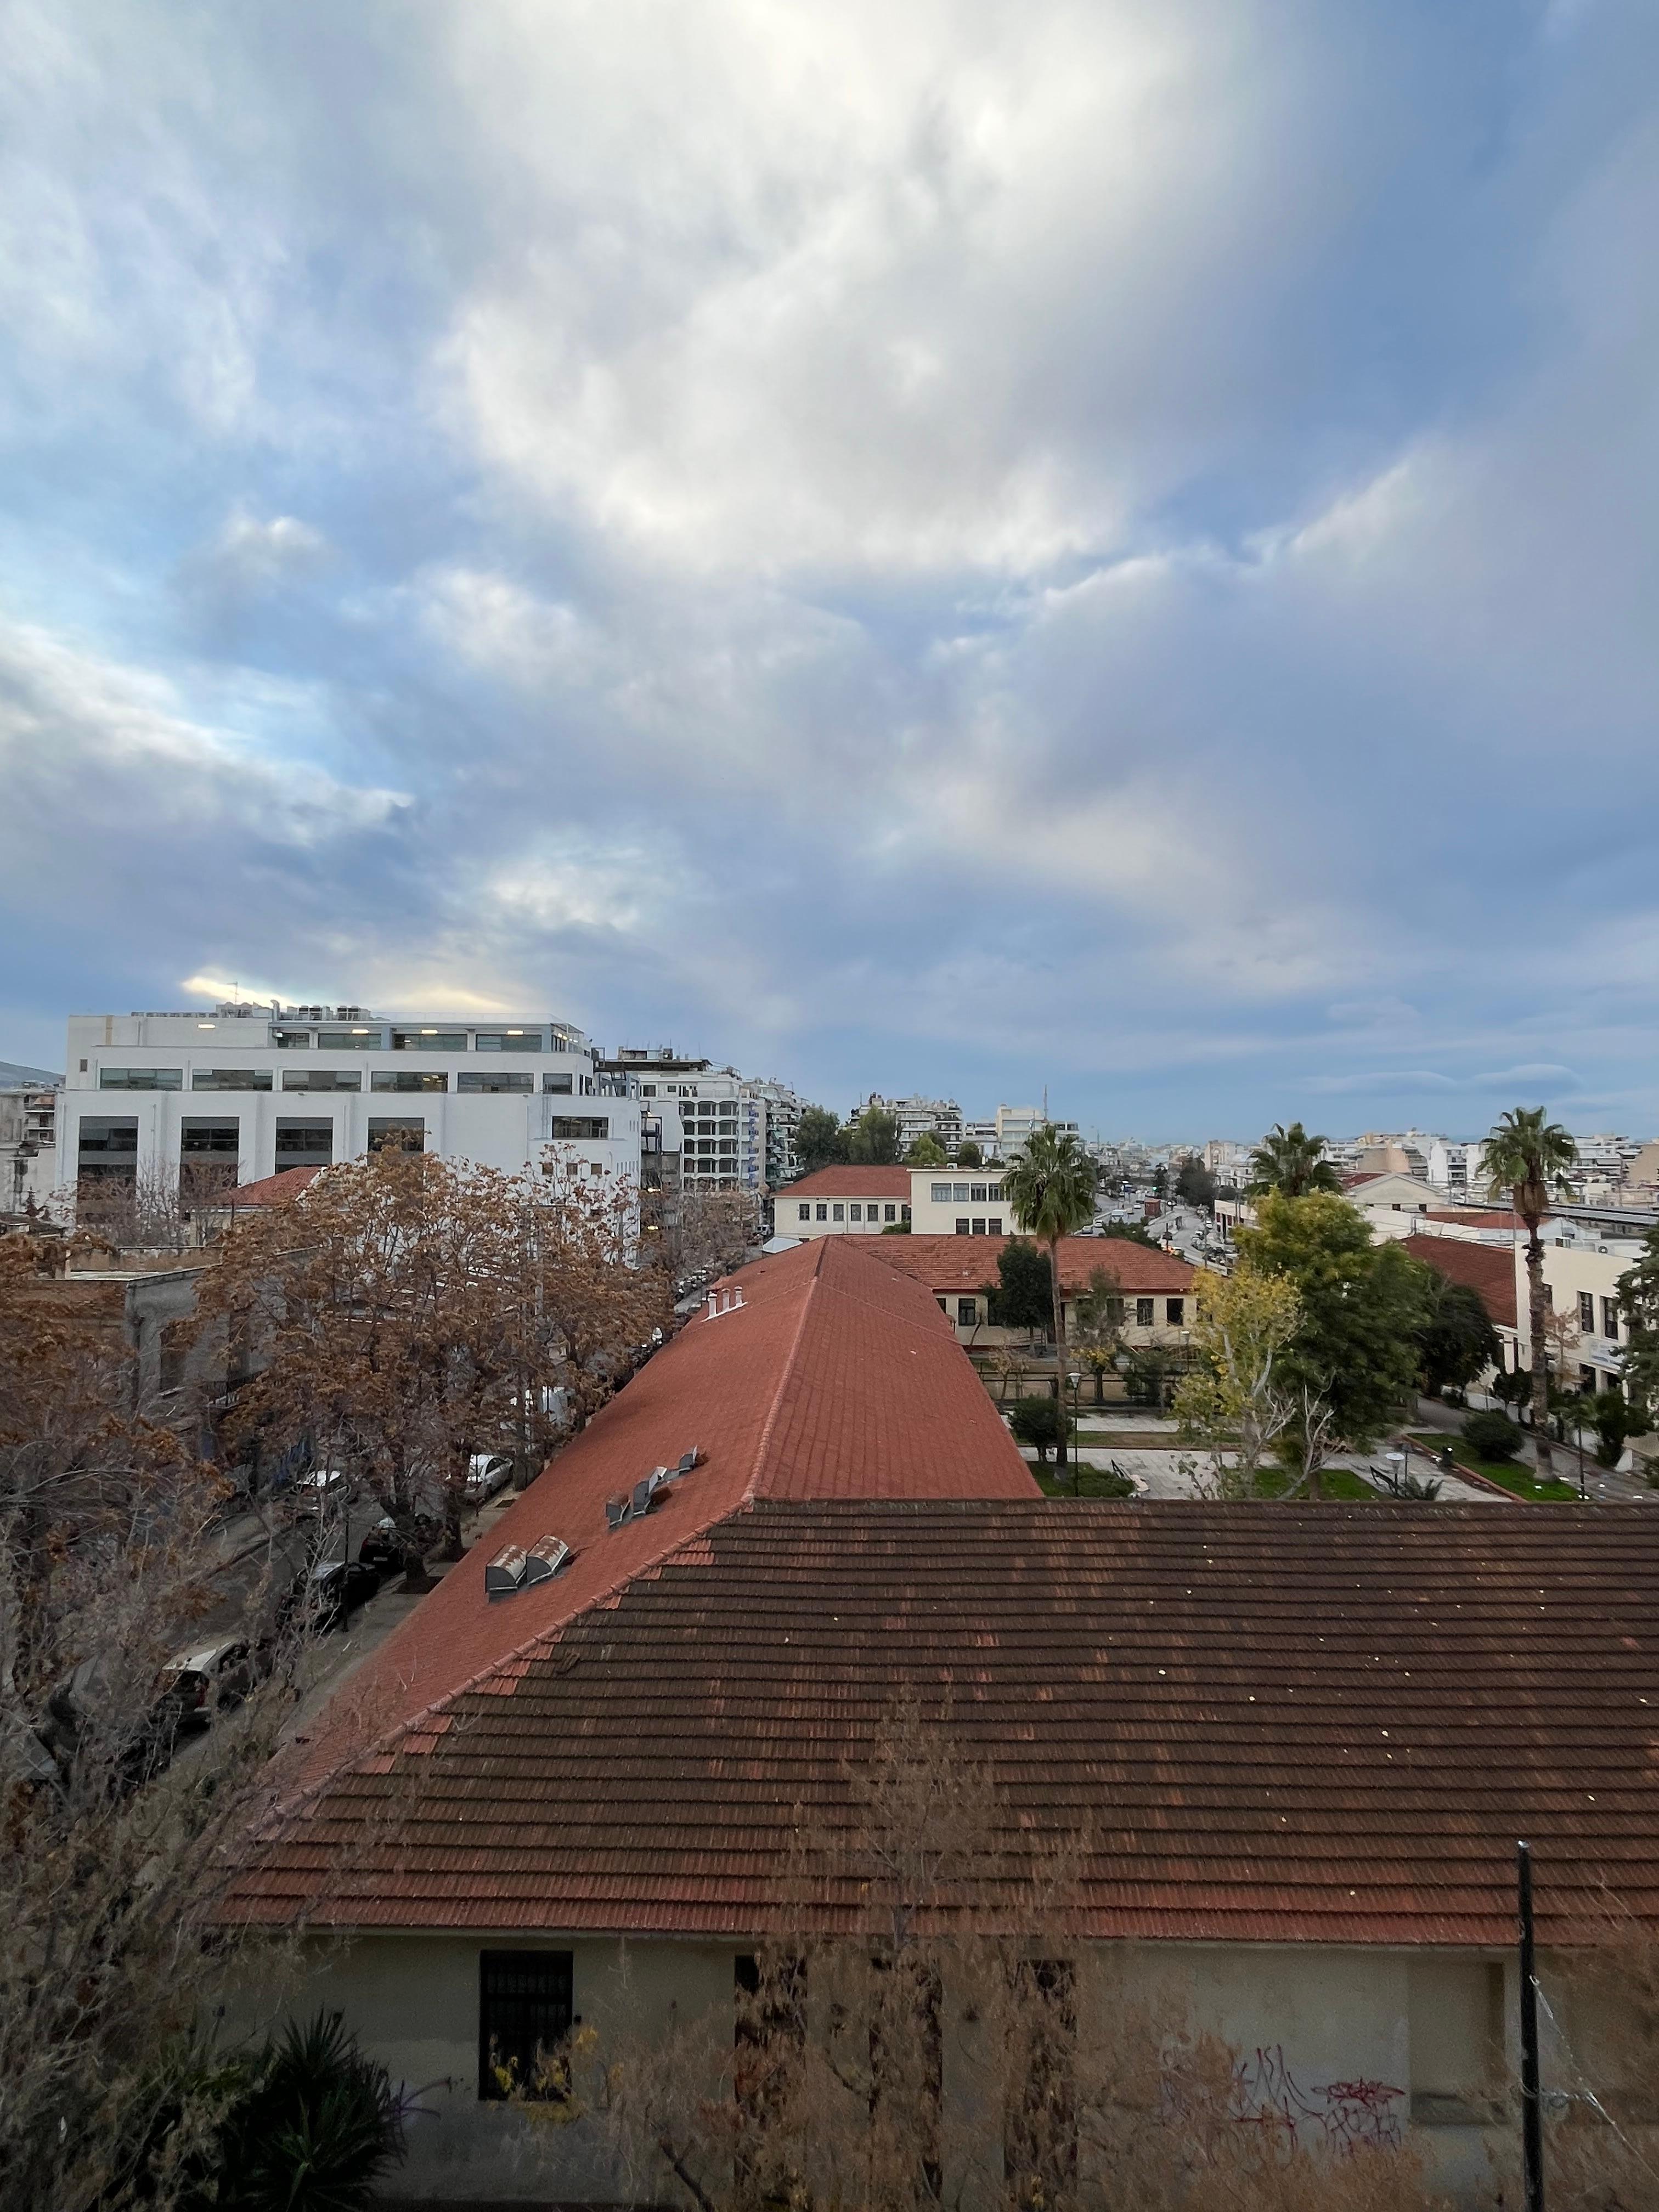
291,1466,355,1519
357,1513,438,1576
155,1639,255,1730
464,1452,514,1506
280,1558,381,1635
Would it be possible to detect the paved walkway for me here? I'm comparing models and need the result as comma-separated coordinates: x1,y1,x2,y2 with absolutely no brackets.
1018,1441,1502,1505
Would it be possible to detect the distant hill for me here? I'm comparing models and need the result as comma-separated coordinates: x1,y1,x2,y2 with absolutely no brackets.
0,1060,61,1089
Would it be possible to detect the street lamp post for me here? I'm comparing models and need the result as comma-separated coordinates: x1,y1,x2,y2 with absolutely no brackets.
1066,1369,1083,1491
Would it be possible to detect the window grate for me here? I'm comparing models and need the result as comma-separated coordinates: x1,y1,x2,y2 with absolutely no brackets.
479,1950,573,2101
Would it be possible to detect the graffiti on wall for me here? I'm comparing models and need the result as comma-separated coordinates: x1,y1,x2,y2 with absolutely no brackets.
1233,2044,1405,2152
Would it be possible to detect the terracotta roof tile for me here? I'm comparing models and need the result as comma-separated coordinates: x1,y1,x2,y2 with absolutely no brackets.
1403,1234,1519,1331
225,1166,320,1207
785,1166,914,1200
866,1234,1196,1296
240,1500,1659,1949
294,1237,1037,1772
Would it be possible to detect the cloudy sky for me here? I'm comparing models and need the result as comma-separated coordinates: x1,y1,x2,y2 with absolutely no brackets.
3,1,1655,1138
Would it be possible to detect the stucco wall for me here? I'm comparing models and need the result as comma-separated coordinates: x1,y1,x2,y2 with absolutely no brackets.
246,1931,1542,2204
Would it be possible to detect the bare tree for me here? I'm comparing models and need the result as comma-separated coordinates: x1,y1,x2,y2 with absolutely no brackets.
0,1233,324,2210
641,1178,761,1295
197,1148,668,1576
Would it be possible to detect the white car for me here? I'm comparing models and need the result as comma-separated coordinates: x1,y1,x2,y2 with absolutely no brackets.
464,1452,514,1505
292,1467,354,1516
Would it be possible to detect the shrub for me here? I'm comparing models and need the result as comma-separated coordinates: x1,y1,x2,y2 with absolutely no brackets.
217,2010,405,2210
1593,1391,1636,1469
1009,1395,1064,1464
1462,1410,1522,1463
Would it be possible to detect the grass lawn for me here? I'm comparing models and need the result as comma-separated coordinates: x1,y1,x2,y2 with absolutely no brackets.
1032,1463,1137,1498
1251,1466,1379,1503
1406,1433,1581,1503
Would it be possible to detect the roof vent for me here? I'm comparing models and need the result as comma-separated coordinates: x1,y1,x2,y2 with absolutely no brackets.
607,1455,701,1530
485,1533,571,1598
704,1286,747,1321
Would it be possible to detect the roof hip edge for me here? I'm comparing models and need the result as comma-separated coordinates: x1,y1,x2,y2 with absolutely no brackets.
742,1238,828,1507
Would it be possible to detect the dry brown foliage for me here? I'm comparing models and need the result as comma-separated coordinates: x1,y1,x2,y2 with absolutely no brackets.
0,1233,320,2209
641,1178,763,1294
195,1147,668,1568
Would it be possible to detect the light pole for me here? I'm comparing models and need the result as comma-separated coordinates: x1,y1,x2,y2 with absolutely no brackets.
1067,1369,1083,1488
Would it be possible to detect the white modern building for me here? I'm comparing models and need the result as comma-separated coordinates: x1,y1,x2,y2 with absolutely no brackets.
598,1048,800,1197
961,1105,1081,1162
60,1003,640,1205
0,1080,58,1215
854,1093,964,1158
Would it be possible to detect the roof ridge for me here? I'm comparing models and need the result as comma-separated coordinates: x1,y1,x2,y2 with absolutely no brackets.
742,1237,827,1506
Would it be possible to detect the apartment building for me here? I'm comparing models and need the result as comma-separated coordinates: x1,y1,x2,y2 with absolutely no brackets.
597,1048,802,1195
60,1003,640,1204
854,1092,963,1158
958,1104,1082,1162
1,1079,59,1215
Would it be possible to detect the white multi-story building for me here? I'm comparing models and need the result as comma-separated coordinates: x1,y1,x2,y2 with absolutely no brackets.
60,1003,640,1204
1425,1138,1487,1201
1,1079,59,1215
962,1105,1082,1162
599,1048,800,1195
854,1093,964,1158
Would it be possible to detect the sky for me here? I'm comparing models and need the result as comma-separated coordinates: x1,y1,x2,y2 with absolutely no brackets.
2,0,1656,1141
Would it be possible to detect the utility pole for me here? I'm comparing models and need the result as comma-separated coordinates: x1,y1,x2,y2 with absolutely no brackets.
1517,1839,1545,2212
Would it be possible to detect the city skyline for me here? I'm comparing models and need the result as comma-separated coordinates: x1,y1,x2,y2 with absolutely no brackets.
3,3,1657,1132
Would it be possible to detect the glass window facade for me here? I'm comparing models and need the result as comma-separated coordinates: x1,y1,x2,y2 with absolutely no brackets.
77,1118,138,1178
180,1119,239,1156
392,1030,467,1051
372,1071,448,1093
458,1071,533,1093
275,1119,333,1167
543,1073,574,1095
190,1069,272,1091
315,1029,383,1049
475,1031,545,1051
99,1068,181,1090
546,1116,610,1140
282,1070,361,1092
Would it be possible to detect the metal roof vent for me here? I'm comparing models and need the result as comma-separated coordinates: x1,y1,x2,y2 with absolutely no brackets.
485,1533,571,1598
606,1453,701,1530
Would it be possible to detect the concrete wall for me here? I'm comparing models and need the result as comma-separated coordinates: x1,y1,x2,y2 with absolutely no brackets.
258,1929,1531,2205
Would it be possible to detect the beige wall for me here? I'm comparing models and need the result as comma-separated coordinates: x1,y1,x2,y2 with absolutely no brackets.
1513,1239,1635,1390
909,1169,1013,1235
257,1928,1545,2204
781,1189,909,1238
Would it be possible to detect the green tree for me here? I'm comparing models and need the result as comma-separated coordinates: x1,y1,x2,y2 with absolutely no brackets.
1593,1390,1636,1469
1483,1107,1578,1472
1008,1393,1064,1465
1173,1265,1303,1495
1618,1222,1659,1420
847,1105,901,1166
1244,1122,1343,1199
1072,1266,1125,1405
904,1132,948,1166
956,1140,984,1168
987,1239,1052,1339
1414,1277,1502,1399
1099,1219,1159,1249
1237,1193,1433,1478
795,1107,848,1174
1173,1158,1216,1207
1000,1128,1099,1483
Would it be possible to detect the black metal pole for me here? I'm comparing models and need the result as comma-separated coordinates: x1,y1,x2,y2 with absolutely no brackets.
1517,1839,1545,2212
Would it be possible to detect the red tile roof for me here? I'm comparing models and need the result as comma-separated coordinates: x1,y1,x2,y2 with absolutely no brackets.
1424,1208,1522,1228
785,1166,914,1200
866,1234,1196,1296
224,1166,321,1207
286,1235,1037,1779
1403,1234,1519,1331
238,1499,1659,1948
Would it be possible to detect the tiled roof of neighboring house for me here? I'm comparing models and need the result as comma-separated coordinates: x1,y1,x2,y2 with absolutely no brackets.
1403,1234,1519,1331
866,1234,1197,1297
280,1235,1037,1783
783,1165,915,1200
224,1166,320,1208
235,1499,1659,1948
1342,1171,1386,1187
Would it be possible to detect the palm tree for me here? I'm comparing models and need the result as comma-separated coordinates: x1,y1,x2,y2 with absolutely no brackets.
1001,1127,1098,1483
1244,1122,1343,1199
1483,1107,1578,1473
